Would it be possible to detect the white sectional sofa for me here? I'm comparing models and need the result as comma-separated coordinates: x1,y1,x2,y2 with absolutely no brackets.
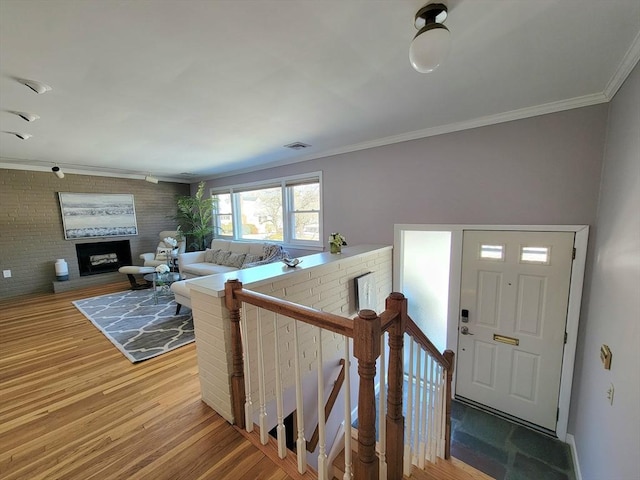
171,239,287,314
178,239,285,279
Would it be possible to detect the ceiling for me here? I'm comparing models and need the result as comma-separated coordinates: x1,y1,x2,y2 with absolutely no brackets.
1,0,639,183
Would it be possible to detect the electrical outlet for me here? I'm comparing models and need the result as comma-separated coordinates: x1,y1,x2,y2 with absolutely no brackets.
606,383,614,405
2,270,11,278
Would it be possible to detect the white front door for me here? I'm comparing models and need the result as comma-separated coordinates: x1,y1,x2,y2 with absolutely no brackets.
456,230,574,431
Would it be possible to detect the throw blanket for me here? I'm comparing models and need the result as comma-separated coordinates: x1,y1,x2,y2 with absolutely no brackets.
243,243,287,268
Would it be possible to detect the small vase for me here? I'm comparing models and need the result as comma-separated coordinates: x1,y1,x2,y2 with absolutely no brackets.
330,243,341,254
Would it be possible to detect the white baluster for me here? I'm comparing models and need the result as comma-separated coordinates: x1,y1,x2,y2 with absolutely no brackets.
274,313,286,459
343,337,353,480
418,348,431,469
413,344,422,467
240,305,253,432
428,354,437,462
257,308,268,445
437,365,446,459
293,319,307,473
403,336,414,477
378,332,387,480
317,328,328,480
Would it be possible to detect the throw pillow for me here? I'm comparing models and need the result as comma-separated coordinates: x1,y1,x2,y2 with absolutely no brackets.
213,250,232,265
155,247,172,261
204,248,219,263
241,253,263,268
222,252,247,268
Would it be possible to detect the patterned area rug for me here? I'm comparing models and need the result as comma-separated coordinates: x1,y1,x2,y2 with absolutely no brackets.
73,289,193,363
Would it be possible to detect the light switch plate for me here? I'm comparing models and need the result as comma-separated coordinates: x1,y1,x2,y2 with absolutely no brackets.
2,270,11,278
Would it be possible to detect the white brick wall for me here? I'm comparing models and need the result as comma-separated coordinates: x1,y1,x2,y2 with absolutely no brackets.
190,246,392,423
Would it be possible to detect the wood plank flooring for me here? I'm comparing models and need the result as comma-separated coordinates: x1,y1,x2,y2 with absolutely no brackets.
0,283,293,480
0,282,491,480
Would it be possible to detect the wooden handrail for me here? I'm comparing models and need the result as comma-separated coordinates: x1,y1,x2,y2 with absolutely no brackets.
225,280,454,476
379,309,400,332
234,288,355,338
306,359,346,452
406,316,452,371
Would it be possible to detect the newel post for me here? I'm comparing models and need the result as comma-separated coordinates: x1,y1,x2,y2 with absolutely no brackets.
353,309,381,480
225,279,246,429
443,349,455,459
385,292,407,480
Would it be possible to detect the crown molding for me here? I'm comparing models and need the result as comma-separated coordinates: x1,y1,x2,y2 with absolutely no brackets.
205,91,610,181
604,30,640,100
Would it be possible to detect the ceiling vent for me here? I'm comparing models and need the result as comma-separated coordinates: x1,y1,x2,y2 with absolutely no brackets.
284,142,311,150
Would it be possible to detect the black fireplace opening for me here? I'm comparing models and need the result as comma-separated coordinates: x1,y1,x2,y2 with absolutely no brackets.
76,240,132,276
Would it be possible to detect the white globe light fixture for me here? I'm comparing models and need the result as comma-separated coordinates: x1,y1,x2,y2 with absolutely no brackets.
409,3,451,73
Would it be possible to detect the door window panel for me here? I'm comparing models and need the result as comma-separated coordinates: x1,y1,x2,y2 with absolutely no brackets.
520,246,550,264
480,244,505,260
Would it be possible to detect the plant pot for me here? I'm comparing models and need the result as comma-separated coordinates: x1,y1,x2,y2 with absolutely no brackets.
330,243,341,254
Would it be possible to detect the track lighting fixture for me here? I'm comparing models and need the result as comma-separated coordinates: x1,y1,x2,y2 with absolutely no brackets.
19,78,52,94
10,111,40,122
144,175,159,184
52,165,64,179
409,3,451,73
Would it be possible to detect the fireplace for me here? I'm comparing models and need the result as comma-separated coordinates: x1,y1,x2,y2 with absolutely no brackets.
76,240,132,276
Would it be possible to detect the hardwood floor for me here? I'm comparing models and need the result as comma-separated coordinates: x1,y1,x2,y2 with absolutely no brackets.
0,283,293,480
0,283,490,480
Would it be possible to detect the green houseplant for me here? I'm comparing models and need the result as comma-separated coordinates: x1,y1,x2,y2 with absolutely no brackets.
172,182,216,251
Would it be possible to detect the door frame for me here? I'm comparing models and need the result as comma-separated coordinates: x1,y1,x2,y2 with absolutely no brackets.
394,224,589,441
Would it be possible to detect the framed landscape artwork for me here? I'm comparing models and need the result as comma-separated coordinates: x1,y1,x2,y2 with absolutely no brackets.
58,192,138,239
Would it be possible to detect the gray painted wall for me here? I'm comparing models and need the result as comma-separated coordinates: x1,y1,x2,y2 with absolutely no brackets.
0,170,189,299
569,65,640,479
205,104,608,246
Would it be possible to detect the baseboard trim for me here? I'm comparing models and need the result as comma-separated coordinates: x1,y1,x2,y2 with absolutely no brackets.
566,434,582,480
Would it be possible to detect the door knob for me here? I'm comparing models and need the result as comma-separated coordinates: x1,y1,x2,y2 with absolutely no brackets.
460,326,473,335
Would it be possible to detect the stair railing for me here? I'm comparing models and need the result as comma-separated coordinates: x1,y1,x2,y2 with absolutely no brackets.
402,317,455,476
225,279,454,480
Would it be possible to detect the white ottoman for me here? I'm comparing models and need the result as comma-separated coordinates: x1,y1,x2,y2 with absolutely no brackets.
119,266,155,290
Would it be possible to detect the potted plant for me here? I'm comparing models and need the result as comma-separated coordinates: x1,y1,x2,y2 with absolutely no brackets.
172,182,216,251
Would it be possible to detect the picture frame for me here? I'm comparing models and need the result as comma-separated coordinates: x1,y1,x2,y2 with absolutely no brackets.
58,192,138,239
354,272,377,311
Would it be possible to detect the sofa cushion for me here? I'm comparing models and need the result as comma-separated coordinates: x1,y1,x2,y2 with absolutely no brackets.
242,253,263,267
212,250,231,264
204,248,220,263
180,262,239,277
222,252,246,268
229,242,251,254
210,239,231,251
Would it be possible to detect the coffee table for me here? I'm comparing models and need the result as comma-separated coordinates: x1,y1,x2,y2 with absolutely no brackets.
144,272,181,304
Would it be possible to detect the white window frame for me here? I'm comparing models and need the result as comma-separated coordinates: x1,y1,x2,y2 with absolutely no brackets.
211,172,323,249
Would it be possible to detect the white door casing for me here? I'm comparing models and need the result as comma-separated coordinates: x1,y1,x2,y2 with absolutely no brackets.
456,230,575,431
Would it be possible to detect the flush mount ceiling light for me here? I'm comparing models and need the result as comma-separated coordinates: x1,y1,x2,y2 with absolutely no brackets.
4,131,32,140
10,111,40,122
52,165,64,179
144,174,159,184
409,3,451,73
19,78,52,94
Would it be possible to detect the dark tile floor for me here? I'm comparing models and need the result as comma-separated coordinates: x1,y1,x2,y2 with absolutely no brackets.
451,400,576,480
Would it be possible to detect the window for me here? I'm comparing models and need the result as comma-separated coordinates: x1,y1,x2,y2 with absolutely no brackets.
520,246,550,264
480,244,504,260
213,192,233,236
212,173,322,246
